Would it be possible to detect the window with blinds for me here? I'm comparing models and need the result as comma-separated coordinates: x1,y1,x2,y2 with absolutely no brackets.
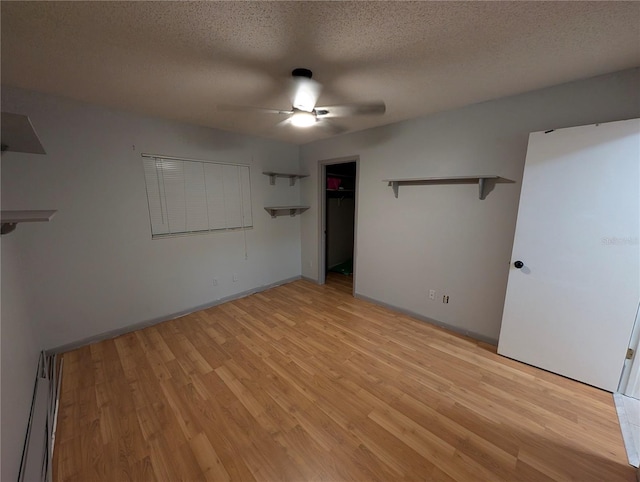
142,155,253,238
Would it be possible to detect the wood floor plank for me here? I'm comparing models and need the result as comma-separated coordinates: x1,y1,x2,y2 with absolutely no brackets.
189,432,231,482
53,273,635,481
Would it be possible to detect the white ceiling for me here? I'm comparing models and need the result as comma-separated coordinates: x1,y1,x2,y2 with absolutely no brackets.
2,1,639,145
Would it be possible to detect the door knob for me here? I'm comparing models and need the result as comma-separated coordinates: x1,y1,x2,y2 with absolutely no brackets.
514,261,524,269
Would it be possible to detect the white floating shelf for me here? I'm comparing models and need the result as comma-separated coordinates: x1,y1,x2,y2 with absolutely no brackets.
264,206,309,219
1,112,47,154
383,176,515,200
263,171,309,186
1,210,57,235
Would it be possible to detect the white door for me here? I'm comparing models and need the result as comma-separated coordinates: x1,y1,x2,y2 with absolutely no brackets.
498,119,640,392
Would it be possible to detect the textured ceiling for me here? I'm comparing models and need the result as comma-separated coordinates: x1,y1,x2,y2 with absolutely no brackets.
2,1,639,145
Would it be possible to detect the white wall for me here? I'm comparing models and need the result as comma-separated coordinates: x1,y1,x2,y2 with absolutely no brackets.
1,86,303,351
1,233,42,482
300,68,640,342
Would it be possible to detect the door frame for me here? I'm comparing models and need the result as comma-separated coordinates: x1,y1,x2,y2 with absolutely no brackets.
317,155,359,295
619,303,640,398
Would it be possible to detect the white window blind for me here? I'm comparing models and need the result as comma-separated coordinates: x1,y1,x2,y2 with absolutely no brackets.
142,155,252,238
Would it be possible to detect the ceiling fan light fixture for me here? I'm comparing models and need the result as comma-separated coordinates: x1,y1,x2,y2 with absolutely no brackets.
293,89,317,112
290,110,316,128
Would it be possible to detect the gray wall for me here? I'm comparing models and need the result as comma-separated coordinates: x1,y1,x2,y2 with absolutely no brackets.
300,68,640,342
0,87,304,478
1,234,42,482
2,68,638,479
1,87,303,352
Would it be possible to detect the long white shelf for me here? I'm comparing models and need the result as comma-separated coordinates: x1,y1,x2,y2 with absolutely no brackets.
383,176,515,200
1,210,57,234
264,206,309,219
1,112,47,154
263,171,309,186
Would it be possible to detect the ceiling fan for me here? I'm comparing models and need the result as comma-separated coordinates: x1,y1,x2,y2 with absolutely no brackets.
219,68,386,132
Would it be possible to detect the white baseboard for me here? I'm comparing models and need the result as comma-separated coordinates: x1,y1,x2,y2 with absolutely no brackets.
354,292,499,346
47,276,301,354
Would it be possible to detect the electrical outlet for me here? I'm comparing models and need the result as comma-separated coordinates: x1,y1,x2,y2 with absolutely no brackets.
232,274,238,282
442,295,450,304
212,278,218,286
429,290,435,300
309,260,313,268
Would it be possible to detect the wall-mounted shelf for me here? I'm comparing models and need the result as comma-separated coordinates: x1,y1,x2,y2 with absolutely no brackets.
1,210,57,235
263,172,309,186
264,206,309,219
1,112,47,154
383,176,515,200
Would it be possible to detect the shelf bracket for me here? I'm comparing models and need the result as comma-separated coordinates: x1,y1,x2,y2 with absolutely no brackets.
263,172,308,186
264,206,309,219
389,181,399,198
1,223,17,235
478,177,499,200
267,173,298,186
269,174,297,186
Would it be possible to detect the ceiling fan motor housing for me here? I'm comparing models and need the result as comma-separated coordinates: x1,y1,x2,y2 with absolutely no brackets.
291,68,313,79
219,67,384,131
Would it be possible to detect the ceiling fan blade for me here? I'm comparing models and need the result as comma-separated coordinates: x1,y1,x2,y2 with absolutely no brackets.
290,76,322,113
275,117,345,135
315,102,386,118
217,104,293,115
274,118,293,129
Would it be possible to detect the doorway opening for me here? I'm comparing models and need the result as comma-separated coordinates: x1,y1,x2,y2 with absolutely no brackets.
318,158,358,294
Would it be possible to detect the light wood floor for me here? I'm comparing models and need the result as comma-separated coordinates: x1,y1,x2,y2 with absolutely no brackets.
53,274,634,481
